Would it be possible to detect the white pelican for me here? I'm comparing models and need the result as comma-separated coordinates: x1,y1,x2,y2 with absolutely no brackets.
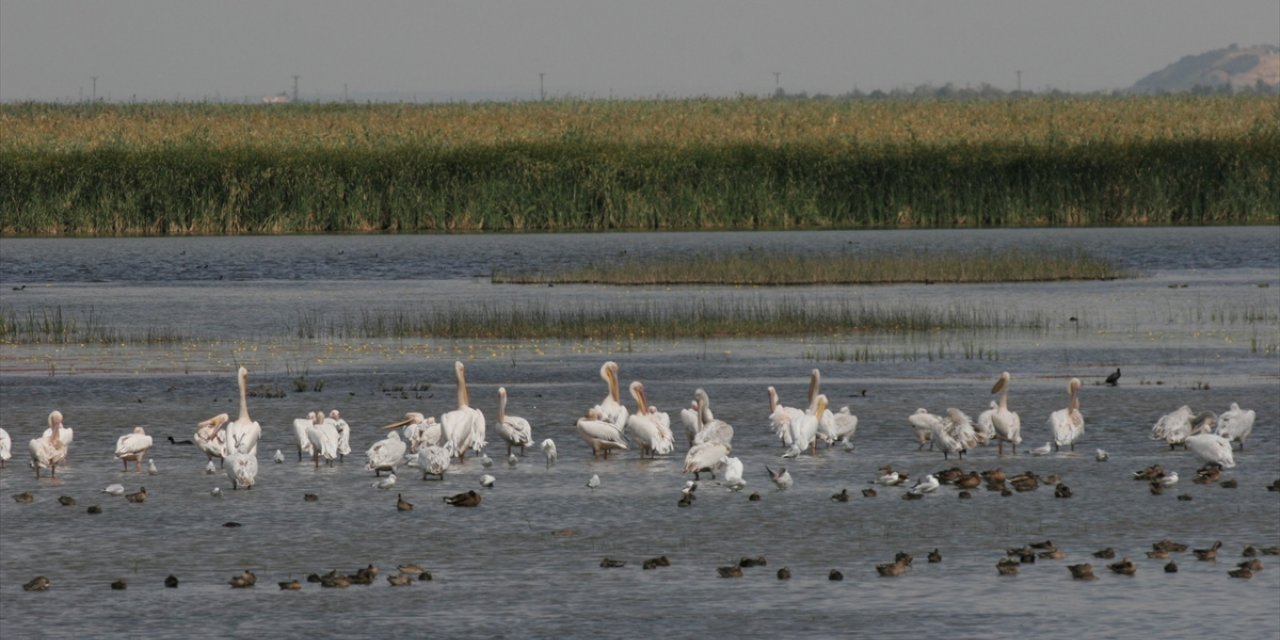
291,411,316,462
767,386,805,447
576,407,628,459
806,369,840,446
366,430,407,476
273,449,285,463
1185,429,1235,469
931,408,978,460
1048,378,1084,451
541,438,557,468
908,409,941,450
692,388,734,447
195,413,228,466
681,400,701,447
684,442,730,480
909,474,940,495
587,474,601,490
29,411,68,479
720,456,746,491
766,465,793,490
102,483,124,496
990,372,1023,455
306,411,340,468
329,410,352,462
0,427,10,467
226,452,258,489
626,382,675,458
480,474,495,488
977,401,997,444
418,441,454,480
826,406,859,447
1150,405,1196,449
592,361,629,433
784,394,826,458
41,413,73,449
440,361,486,461
223,367,261,457
1216,402,1256,450
373,473,397,490
495,387,534,457
384,413,440,454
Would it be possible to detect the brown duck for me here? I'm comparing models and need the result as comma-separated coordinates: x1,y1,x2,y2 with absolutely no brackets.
444,490,482,507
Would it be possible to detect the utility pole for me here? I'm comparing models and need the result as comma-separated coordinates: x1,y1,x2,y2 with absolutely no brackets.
773,71,781,94
91,76,98,102
343,83,349,102
539,73,545,101
292,75,300,102
1016,70,1022,93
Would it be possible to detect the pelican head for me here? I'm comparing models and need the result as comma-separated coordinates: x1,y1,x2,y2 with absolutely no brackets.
1191,411,1216,433
329,409,341,420
602,362,622,401
48,410,63,430
238,366,248,381
767,386,779,411
992,371,1011,394
133,426,146,435
630,381,649,413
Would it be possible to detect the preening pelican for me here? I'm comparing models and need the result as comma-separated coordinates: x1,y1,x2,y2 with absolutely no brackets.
113,427,154,472
306,411,340,468
330,410,351,462
541,438,557,468
908,408,942,450
806,369,839,446
826,406,859,446
495,387,534,457
384,412,440,454
291,412,316,461
720,456,746,491
226,452,258,490
990,372,1022,455
1150,405,1196,449
931,408,978,460
692,388,734,446
767,386,804,447
1216,402,1256,450
417,441,453,480
41,413,73,449
1186,428,1235,469
195,413,228,466
0,428,10,467
684,441,729,479
576,408,628,459
592,361,629,433
366,430,407,477
440,361,486,461
1048,378,1084,451
681,400,701,447
977,401,997,443
784,394,826,458
626,382,675,458
224,367,261,457
29,411,68,479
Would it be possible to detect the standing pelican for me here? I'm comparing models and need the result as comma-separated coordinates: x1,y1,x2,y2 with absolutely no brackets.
226,451,258,490
291,412,316,462
29,411,69,479
194,413,228,466
384,413,440,454
113,427,154,472
976,401,997,444
692,388,734,447
806,369,840,446
784,394,826,458
1185,427,1235,469
990,372,1022,455
495,387,534,457
1048,378,1084,451
681,400,701,447
41,413,74,449
0,428,11,468
306,411,340,468
767,386,804,447
1150,405,1197,449
931,408,978,460
329,410,351,462
684,441,729,480
541,438,557,468
417,441,453,480
576,408,628,458
827,406,859,446
366,430,407,477
440,361,486,461
626,382,675,458
908,408,942,450
224,367,261,457
592,361,629,433
720,456,746,491
1216,402,1256,450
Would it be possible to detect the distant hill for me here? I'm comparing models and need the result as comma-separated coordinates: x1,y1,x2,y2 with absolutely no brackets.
1131,44,1279,93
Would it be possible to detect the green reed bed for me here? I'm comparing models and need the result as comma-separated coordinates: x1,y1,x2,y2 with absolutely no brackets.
0,305,185,345
1,97,1276,235
493,247,1129,285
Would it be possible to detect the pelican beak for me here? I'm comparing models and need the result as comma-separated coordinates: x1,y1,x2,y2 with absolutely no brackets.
991,377,1006,394
384,418,413,430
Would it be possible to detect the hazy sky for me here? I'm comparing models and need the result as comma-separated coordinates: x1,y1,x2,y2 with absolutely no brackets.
1,0,1277,102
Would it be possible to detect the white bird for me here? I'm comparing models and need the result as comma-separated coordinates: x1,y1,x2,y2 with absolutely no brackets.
990,371,1023,455
826,406,859,447
210,487,223,498
225,451,258,490
329,410,352,462
373,472,397,490
29,411,69,479
586,474,601,490
480,453,494,468
1048,378,1085,451
1216,402,1256,450
147,459,159,475
591,361,629,434
540,438,557,468
681,400,701,447
291,411,316,462
1185,429,1235,469
306,410,340,468
681,480,698,496
1031,442,1053,456
507,452,519,467
784,393,826,458
194,413,228,467
767,386,804,447
909,474,940,494
41,412,74,449
720,456,746,491
692,388,734,447
766,465,793,491
976,401,997,444
383,412,440,454
273,449,285,463
102,483,125,496
931,408,978,460
480,474,495,488
626,381,675,458
1095,448,1109,462
113,426,154,472
440,361,486,461
1150,405,1197,449
576,407,629,459
223,367,261,457
805,369,841,446
204,460,217,474
1158,471,1179,487
0,427,11,468
877,470,903,486
684,442,730,480
495,387,534,457
366,431,407,477
908,408,942,450
417,441,453,480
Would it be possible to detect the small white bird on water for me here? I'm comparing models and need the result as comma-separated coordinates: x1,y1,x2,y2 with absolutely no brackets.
373,472,398,490
147,459,159,475
766,466,793,491
910,474,940,495
273,449,285,463
1158,471,1179,487
541,439,557,468
480,474,496,488
102,484,125,496
1031,442,1052,456
507,452,519,467
480,453,494,468
204,460,217,474
210,487,223,497
587,474,601,490
1095,449,1109,462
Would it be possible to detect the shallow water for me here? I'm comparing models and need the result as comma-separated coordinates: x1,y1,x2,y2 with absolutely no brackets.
1,228,1278,639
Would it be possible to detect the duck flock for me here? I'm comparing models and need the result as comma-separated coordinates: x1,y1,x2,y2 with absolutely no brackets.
3,359,1274,594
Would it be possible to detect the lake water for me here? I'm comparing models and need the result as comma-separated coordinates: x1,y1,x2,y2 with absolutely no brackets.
1,227,1278,639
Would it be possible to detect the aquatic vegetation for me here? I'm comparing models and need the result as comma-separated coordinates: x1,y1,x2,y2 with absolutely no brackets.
0,305,185,344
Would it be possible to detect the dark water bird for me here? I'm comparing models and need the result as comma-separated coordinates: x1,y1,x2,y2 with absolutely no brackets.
1105,368,1121,386
1146,549,1170,560
717,566,743,578
957,491,972,499
23,576,51,591
1194,464,1222,484
828,569,843,581
387,574,413,586
861,488,877,498
895,551,914,566
1176,493,1193,501
398,564,427,576
747,492,762,502
1039,548,1065,560
642,556,670,570
1093,548,1115,559
1267,479,1280,492
902,491,924,501
228,570,256,588
600,558,626,569
279,579,302,590
1243,545,1259,557
996,558,1019,576
1228,567,1253,579
110,579,127,590
830,489,850,502
1054,484,1073,498
444,490,482,507
1153,539,1188,553
397,493,413,511
167,436,193,445
1028,540,1055,550
1149,482,1163,495
58,496,77,506
320,574,352,588
777,567,792,580
955,472,982,490
677,492,694,508
86,505,102,514
304,493,319,502
1068,564,1096,580
1193,541,1222,561
1238,559,1263,572
222,521,242,528
928,549,942,563
125,487,147,503
13,492,34,504
876,561,909,577
1165,561,1178,573
1220,479,1238,489
1108,558,1137,575
739,556,767,568
164,575,179,588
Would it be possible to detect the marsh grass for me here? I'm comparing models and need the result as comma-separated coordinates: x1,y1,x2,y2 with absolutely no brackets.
0,305,185,344
492,247,1129,285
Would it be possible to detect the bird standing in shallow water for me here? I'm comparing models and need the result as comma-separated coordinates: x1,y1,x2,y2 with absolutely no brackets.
1105,368,1121,386
586,474,601,491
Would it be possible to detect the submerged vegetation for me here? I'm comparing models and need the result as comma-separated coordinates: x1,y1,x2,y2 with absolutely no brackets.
493,247,1130,285
1,96,1276,236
